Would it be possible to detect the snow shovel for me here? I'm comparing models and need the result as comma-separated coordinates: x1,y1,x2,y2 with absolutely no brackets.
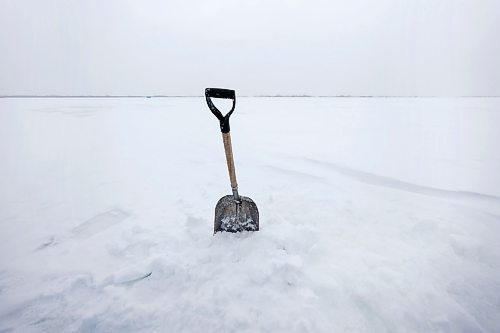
205,88,259,233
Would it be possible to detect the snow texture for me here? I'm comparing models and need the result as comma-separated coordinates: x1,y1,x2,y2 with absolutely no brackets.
0,97,500,332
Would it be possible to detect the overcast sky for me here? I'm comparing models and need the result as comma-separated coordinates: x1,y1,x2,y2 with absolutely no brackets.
1,0,499,96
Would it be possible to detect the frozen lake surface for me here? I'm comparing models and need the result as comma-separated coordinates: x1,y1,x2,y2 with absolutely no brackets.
1,97,500,332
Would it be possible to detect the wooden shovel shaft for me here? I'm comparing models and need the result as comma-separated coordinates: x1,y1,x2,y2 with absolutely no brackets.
222,132,238,190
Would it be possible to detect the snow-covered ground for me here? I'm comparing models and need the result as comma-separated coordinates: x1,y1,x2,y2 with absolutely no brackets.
1,97,500,332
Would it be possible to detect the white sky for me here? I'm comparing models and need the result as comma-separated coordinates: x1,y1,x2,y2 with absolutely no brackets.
1,0,499,96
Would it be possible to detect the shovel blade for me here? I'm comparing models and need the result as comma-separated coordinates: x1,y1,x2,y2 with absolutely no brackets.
214,195,259,233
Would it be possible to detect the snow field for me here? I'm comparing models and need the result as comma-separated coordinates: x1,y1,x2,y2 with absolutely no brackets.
1,97,500,332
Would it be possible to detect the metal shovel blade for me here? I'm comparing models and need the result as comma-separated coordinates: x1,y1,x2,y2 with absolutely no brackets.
214,195,259,233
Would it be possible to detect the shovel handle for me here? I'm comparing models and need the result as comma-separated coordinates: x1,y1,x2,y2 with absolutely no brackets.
205,88,240,201
222,132,238,193
205,88,236,133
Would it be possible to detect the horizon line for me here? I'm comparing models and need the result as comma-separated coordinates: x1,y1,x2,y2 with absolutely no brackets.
1,94,500,99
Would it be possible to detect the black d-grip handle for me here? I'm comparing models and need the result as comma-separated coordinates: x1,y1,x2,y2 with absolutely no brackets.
205,88,236,133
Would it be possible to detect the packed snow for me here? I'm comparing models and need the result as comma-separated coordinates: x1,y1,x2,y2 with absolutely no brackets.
1,97,499,332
